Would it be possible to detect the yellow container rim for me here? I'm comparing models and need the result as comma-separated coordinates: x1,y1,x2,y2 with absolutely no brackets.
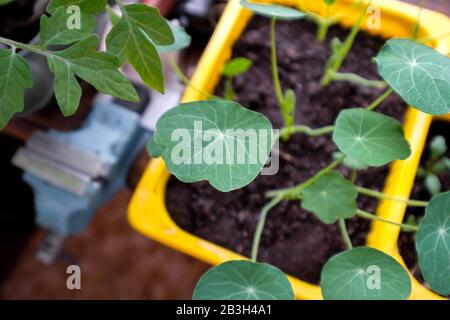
129,0,450,300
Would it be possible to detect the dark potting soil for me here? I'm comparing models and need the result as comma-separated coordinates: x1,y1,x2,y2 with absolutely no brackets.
398,121,450,289
0,0,42,43
166,17,408,284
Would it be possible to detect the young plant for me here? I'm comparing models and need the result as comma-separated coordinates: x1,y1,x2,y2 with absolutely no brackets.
240,0,305,139
0,0,174,129
417,135,450,196
222,57,253,100
150,3,450,300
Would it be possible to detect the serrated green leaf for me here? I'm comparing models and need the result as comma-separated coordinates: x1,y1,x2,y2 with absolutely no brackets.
302,171,357,224
321,247,412,300
0,49,33,129
147,136,163,158
47,0,107,14
106,4,173,93
40,7,95,47
48,35,138,114
193,260,294,300
156,24,191,53
47,56,82,116
417,192,450,295
154,100,273,192
239,0,305,20
375,39,450,115
222,58,253,78
333,108,411,166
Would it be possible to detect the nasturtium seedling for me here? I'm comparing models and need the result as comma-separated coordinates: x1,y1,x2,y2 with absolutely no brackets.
40,7,96,47
302,171,357,224
375,39,450,115
321,247,412,300
239,0,305,20
0,49,33,129
333,152,368,171
222,58,253,78
106,4,174,94
152,100,273,192
193,260,295,300
333,108,411,166
416,191,450,295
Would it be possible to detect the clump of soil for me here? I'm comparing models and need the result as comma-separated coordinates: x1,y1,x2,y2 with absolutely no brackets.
166,17,407,284
398,121,450,286
0,0,43,44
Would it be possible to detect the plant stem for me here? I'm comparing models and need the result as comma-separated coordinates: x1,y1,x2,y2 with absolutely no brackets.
412,0,426,39
251,195,283,262
0,36,52,57
332,72,387,89
338,219,353,250
267,156,346,199
321,0,372,86
277,124,334,140
316,20,331,43
357,186,429,207
167,54,221,100
356,209,419,232
366,88,394,111
270,18,284,107
224,77,235,100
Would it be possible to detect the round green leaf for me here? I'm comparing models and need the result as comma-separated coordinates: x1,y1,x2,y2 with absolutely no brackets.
321,247,412,300
193,260,295,300
375,39,450,115
333,108,411,167
430,135,447,161
147,136,163,158
333,152,368,170
425,174,441,196
302,171,357,224
153,100,273,192
222,58,253,78
417,191,450,295
239,0,305,20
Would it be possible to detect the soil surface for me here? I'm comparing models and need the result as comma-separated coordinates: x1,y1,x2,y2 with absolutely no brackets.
166,17,408,284
398,121,450,288
0,0,43,43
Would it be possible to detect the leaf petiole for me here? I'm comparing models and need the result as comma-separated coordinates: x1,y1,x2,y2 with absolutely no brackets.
356,186,429,207
338,219,353,250
356,209,419,232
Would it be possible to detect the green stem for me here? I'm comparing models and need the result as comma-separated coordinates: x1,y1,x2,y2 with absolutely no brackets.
339,219,353,250
276,124,334,140
321,0,372,86
316,20,331,43
167,54,221,100
224,77,235,100
251,196,283,262
412,0,426,39
0,36,52,57
366,88,394,111
270,18,284,106
332,72,387,89
357,186,429,207
356,209,419,232
267,156,346,199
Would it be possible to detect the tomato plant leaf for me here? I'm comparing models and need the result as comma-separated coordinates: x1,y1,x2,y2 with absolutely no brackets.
375,39,450,115
106,4,173,93
302,171,357,224
47,0,107,14
333,109,411,166
193,260,294,300
153,100,273,192
40,7,96,47
0,49,33,129
48,35,138,116
239,0,305,20
416,191,450,295
222,58,253,78
321,247,412,300
156,24,191,53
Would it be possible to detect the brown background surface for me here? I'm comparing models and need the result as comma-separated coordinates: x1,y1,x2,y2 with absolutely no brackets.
1,0,449,300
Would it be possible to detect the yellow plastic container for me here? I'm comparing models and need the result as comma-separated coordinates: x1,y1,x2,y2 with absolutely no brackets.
129,0,450,300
